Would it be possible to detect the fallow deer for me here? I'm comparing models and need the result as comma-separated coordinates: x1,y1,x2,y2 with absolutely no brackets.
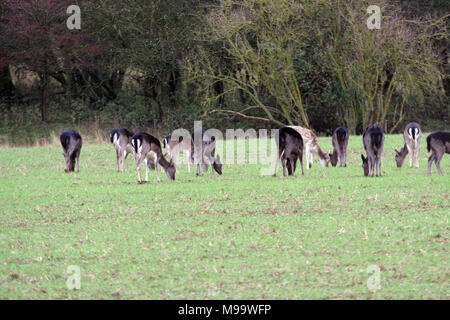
110,128,134,172
162,134,193,172
287,126,330,169
361,124,385,177
395,122,422,168
131,132,176,183
273,126,304,176
330,127,349,167
191,128,222,176
60,130,82,173
426,131,450,176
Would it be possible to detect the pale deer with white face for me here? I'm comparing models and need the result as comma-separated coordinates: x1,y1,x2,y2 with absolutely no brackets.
395,122,422,168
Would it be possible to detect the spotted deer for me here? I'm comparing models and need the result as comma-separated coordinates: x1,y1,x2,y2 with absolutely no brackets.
131,132,176,183
110,128,134,172
273,126,304,176
60,130,82,173
395,122,422,168
287,126,330,169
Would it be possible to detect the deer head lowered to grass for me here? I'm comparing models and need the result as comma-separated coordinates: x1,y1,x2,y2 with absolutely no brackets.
131,132,176,183
361,124,385,177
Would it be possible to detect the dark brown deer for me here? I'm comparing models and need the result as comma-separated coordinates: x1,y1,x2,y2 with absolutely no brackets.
131,132,176,183
60,130,82,173
286,126,330,169
330,127,349,167
361,125,385,177
273,126,304,176
426,131,450,176
395,122,422,168
110,128,134,172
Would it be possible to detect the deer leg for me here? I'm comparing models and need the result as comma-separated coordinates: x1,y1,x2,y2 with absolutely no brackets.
435,151,444,176
414,149,419,168
273,150,282,177
136,158,143,184
76,151,80,173
121,150,127,172
290,157,295,176
378,157,382,177
304,147,310,170
427,154,434,175
171,153,178,172
375,156,379,177
369,157,374,177
116,148,120,171
144,158,149,182
281,157,287,176
155,157,161,182
407,145,413,168
300,153,304,175
185,150,191,173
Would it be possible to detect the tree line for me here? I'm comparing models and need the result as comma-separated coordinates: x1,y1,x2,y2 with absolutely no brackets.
0,0,448,137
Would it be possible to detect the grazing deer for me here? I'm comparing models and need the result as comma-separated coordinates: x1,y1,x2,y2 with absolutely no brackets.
395,122,422,168
162,134,193,172
361,124,385,177
330,127,349,167
131,132,176,183
287,126,330,169
110,128,134,172
60,130,82,173
191,128,222,176
273,126,304,176
426,131,450,176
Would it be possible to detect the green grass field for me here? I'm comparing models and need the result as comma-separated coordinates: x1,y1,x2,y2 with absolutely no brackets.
0,133,448,299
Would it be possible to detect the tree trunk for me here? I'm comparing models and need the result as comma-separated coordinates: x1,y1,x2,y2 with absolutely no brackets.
40,73,48,122
0,66,15,97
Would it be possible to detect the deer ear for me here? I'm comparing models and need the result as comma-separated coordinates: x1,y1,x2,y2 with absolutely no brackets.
394,149,399,154
361,154,366,161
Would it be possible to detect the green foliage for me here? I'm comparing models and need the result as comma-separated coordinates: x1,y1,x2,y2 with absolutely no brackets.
0,0,448,141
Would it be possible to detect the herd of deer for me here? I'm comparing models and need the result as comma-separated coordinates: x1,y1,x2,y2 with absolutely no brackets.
60,123,449,181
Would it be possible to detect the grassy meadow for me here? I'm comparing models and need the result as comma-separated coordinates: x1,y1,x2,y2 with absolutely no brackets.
0,133,448,299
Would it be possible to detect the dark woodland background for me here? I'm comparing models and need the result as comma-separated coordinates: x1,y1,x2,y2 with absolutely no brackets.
0,0,448,145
